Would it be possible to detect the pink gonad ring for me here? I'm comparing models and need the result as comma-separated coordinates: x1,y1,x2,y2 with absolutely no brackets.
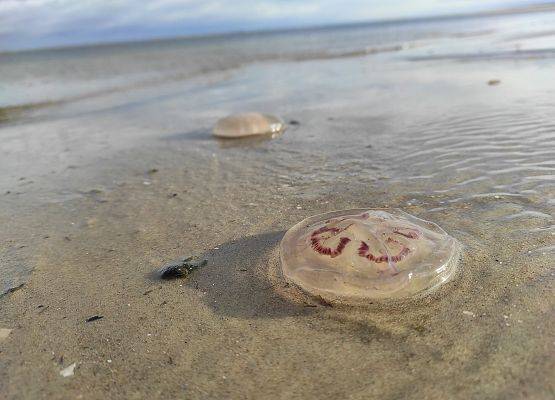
280,209,461,303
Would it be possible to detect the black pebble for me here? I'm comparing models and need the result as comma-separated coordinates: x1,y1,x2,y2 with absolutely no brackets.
289,120,300,126
159,257,207,279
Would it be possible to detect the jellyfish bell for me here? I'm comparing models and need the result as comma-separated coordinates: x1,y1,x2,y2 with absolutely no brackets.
213,112,286,138
280,209,461,303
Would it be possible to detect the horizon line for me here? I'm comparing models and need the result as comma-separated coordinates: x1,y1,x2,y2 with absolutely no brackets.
2,2,554,55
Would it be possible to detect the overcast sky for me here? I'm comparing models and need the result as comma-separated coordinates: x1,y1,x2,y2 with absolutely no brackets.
0,0,548,51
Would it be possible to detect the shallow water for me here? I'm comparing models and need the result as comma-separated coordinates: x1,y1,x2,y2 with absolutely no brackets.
0,9,554,400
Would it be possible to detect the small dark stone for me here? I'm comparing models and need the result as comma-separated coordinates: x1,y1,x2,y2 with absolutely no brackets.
86,188,103,195
159,257,207,279
86,315,103,322
289,120,300,126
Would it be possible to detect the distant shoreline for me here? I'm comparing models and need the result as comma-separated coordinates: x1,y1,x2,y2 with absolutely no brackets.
2,2,554,55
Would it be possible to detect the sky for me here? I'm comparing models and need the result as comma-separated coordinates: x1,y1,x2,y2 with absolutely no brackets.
0,0,550,51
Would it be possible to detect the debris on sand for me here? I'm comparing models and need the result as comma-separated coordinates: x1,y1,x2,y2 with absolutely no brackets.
159,257,207,279
5,283,24,294
60,362,77,377
85,315,103,323
487,79,501,86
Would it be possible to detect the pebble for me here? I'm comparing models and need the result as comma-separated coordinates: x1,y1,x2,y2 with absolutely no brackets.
159,257,207,279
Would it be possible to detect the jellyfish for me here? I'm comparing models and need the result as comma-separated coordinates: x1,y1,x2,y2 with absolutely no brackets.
213,113,285,138
280,209,461,303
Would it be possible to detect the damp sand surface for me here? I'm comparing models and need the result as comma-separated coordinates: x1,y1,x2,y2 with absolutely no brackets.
1,11,555,400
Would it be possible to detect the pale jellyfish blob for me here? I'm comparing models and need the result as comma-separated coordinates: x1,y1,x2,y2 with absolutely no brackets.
280,209,461,303
213,113,285,138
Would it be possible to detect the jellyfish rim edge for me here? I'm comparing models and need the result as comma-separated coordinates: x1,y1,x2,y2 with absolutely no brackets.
279,208,463,304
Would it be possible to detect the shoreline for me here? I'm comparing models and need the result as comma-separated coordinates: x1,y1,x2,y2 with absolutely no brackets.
1,16,554,399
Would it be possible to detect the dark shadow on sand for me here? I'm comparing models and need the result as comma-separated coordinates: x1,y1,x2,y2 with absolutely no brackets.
182,230,318,319
162,129,281,148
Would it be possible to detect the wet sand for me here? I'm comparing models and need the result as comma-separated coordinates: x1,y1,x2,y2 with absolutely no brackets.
1,15,555,400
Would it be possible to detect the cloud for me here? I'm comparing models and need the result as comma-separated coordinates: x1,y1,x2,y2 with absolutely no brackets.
0,0,544,51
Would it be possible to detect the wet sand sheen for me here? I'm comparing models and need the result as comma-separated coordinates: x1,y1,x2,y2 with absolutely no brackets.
1,146,552,399
1,11,555,400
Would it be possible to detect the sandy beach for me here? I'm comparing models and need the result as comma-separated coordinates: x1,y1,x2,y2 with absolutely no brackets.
1,10,554,399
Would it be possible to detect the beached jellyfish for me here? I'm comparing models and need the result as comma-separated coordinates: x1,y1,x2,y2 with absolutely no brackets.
280,209,461,303
213,113,285,138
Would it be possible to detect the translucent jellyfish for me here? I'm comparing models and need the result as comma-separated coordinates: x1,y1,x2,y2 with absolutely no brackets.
213,113,285,138
280,209,461,303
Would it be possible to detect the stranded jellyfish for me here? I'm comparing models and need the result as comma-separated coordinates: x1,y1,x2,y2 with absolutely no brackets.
280,209,461,303
213,113,285,138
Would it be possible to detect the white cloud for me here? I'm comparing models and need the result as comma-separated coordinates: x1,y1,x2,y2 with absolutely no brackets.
0,0,541,50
